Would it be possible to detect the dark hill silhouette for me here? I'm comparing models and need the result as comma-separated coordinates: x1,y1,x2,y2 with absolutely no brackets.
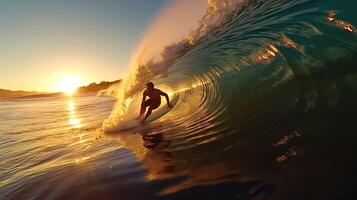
0,79,121,98
0,89,46,98
77,80,121,93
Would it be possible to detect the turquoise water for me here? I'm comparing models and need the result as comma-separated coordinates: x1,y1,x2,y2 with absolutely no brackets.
2,0,357,199
111,0,357,198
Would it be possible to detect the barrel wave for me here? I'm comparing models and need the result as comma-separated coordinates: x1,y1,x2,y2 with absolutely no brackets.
105,0,357,198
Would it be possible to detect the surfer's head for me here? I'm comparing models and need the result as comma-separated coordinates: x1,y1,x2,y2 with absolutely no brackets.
146,82,154,91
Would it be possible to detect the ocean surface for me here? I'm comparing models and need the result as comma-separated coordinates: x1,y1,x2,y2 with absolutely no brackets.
2,0,357,199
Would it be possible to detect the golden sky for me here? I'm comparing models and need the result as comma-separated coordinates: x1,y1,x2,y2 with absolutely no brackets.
0,0,169,92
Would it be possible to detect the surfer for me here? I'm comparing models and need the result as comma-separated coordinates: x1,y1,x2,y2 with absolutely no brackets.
137,82,172,123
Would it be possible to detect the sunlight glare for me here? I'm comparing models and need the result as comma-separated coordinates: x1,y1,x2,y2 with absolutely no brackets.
55,76,81,95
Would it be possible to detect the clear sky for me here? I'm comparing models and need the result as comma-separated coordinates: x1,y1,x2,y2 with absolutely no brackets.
0,0,169,91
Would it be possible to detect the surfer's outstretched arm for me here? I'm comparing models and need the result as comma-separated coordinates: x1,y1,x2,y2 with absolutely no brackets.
159,90,172,108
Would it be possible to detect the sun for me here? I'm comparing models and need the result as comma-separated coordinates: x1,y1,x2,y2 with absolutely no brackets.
54,76,81,95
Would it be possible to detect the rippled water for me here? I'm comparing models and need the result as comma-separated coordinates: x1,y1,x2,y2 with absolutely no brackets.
2,0,357,199
106,0,357,198
0,96,122,199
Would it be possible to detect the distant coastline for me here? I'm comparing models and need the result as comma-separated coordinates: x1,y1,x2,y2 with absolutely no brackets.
0,79,121,99
0,89,47,98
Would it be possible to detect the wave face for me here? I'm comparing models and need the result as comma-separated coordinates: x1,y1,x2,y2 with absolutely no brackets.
106,0,357,197
110,0,357,145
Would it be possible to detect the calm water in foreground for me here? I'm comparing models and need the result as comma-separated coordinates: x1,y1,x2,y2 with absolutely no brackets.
2,95,270,200
0,92,356,200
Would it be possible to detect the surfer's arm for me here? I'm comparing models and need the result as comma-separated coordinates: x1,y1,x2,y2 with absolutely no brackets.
159,90,172,108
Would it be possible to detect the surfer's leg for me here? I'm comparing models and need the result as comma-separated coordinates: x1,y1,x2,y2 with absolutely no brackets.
140,99,152,115
142,100,160,123
142,107,153,123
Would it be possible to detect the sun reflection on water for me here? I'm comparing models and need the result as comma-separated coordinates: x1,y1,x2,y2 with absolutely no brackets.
75,156,91,163
326,10,356,33
67,98,82,128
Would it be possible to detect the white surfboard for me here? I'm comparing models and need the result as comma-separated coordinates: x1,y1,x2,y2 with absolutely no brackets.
104,95,179,134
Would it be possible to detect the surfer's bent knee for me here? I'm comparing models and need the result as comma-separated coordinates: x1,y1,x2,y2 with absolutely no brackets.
144,99,152,107
150,102,160,110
